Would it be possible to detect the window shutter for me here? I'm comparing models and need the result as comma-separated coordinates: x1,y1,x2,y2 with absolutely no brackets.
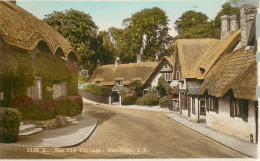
230,97,234,117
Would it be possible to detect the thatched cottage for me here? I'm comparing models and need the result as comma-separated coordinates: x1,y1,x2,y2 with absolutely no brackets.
90,55,177,104
0,1,80,105
173,4,257,143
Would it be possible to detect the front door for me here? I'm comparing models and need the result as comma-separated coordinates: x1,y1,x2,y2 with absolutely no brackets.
200,99,206,115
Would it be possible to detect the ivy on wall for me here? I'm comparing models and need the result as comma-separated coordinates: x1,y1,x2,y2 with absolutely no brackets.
1,46,78,106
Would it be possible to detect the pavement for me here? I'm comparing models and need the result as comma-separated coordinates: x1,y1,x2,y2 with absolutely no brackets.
166,112,258,158
15,115,97,148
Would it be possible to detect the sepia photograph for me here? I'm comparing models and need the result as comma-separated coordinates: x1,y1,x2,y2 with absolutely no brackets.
0,0,259,159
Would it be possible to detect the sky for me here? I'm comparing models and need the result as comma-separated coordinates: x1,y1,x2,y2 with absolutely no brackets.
17,0,236,37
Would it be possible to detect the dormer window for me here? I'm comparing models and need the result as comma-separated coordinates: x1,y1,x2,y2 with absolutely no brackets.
162,73,172,82
96,81,101,85
115,80,122,86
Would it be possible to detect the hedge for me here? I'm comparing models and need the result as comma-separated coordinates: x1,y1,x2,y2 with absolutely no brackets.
122,95,138,105
13,95,83,120
136,91,158,106
15,101,56,121
159,96,173,109
0,108,21,143
55,97,82,117
84,84,112,97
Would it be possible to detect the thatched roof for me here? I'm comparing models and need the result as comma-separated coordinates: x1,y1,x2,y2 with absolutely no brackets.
0,1,80,61
174,39,219,79
199,48,256,101
196,30,241,78
90,62,158,86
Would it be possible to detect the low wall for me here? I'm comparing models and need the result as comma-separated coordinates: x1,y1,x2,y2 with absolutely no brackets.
23,114,82,129
79,90,109,104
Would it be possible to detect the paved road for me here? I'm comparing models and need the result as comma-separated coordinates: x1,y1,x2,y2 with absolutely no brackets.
0,102,246,159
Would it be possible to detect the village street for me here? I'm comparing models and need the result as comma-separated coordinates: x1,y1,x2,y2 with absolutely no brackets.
0,101,246,159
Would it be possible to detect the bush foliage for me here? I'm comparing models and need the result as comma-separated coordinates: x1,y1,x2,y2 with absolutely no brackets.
13,95,83,120
157,76,172,97
55,97,82,117
122,95,138,105
159,96,173,109
0,108,21,143
15,102,56,121
11,96,34,107
84,84,112,97
136,90,158,106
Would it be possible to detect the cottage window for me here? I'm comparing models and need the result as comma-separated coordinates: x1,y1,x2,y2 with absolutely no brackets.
27,77,42,100
162,73,172,82
176,71,180,80
230,97,248,121
115,80,122,86
96,81,101,85
192,97,195,114
209,97,219,113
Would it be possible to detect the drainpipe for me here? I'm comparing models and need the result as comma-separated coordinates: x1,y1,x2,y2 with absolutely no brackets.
197,95,200,123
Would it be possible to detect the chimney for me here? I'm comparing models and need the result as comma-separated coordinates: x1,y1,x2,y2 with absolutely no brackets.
115,57,121,67
137,47,144,63
239,5,257,47
97,59,101,67
220,15,239,40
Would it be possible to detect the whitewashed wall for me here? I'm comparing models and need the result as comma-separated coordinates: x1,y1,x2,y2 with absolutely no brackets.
189,96,199,122
206,96,257,143
150,63,178,88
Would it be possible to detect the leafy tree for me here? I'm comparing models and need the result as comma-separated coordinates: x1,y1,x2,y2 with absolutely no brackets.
175,2,239,39
44,9,114,73
108,7,173,63
156,76,172,97
174,10,208,34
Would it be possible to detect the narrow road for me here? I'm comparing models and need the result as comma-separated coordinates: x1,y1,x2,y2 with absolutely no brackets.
0,102,246,159
49,102,246,158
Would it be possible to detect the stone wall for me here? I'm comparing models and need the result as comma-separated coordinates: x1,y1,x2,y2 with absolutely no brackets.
79,90,109,104
23,114,82,129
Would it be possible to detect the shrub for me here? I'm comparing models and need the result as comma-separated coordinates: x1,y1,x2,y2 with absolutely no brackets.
122,95,138,105
129,80,143,96
55,98,82,117
159,96,173,109
11,96,34,107
65,95,83,113
0,108,21,143
136,91,158,106
84,84,112,97
157,76,172,97
15,102,56,121
43,99,55,111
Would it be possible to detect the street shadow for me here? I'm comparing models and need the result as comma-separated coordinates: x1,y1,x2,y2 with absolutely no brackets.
85,110,116,125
